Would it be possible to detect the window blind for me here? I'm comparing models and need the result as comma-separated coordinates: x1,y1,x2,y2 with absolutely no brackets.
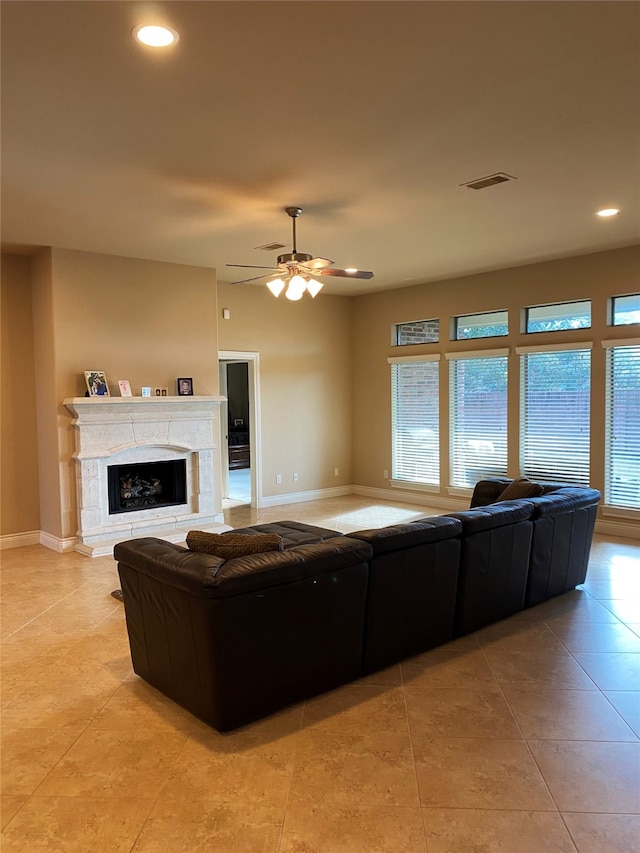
605,344,640,508
449,353,508,487
519,347,591,484
391,359,440,485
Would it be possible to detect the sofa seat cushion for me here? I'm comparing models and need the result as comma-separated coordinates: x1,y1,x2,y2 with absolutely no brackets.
348,516,462,554
496,476,544,501
230,520,343,548
445,500,534,533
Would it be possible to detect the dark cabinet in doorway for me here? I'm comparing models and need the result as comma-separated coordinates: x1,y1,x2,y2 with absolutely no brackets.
228,430,250,469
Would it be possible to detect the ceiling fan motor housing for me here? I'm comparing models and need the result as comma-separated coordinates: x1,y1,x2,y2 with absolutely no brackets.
277,252,313,267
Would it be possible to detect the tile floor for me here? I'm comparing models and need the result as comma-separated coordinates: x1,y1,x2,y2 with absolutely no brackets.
1,495,639,852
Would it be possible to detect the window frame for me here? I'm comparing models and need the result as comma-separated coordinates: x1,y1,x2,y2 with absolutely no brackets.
452,309,509,341
524,300,592,334
602,338,640,511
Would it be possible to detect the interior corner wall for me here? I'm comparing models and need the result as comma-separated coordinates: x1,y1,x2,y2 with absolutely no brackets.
216,283,353,497
32,247,219,543
351,244,640,501
0,253,41,536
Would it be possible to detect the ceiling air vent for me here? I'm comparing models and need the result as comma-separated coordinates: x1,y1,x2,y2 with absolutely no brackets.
255,241,287,251
461,172,517,190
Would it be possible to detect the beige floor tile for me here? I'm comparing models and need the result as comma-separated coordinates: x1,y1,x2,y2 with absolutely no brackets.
572,652,640,691
550,620,640,653
474,618,564,652
158,729,298,807
1,727,82,797
604,690,640,736
503,687,638,741
133,799,284,853
357,662,404,686
301,683,409,735
288,730,419,807
599,599,640,623
0,796,151,852
412,736,555,810
423,808,577,853
0,797,26,831
529,740,640,813
484,647,599,690
405,686,521,739
35,729,187,799
581,577,640,600
401,648,499,690
562,812,640,853
87,679,202,732
280,804,427,853
535,593,621,624
2,666,122,728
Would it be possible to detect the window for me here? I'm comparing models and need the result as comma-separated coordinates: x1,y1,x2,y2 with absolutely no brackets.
448,351,508,487
390,356,440,486
454,310,508,340
611,294,640,326
518,344,592,485
394,319,439,345
525,300,591,333
605,343,640,508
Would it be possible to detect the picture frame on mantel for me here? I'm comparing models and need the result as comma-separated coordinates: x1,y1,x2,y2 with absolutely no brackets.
85,370,109,396
177,377,193,396
118,379,132,397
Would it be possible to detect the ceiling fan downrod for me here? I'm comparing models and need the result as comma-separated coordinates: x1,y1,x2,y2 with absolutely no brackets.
285,206,303,253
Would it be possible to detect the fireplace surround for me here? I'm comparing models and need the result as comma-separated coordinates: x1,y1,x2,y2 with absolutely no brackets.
64,396,229,556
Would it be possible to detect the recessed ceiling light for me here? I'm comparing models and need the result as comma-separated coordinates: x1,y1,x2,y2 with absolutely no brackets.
133,25,179,47
596,208,620,217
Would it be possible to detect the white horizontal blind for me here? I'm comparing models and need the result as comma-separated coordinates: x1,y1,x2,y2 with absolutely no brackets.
605,344,640,508
520,347,591,484
391,360,439,485
449,354,508,487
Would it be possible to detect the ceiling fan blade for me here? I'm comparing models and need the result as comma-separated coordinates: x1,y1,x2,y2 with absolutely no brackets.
301,257,334,270
226,263,281,272
319,268,374,279
229,273,273,286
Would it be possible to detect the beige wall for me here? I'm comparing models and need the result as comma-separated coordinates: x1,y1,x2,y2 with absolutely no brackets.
217,282,353,497
351,244,640,500
5,248,219,542
1,254,40,536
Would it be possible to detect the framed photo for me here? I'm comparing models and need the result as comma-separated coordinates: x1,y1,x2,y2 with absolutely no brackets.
85,370,109,396
141,386,152,397
233,418,244,427
155,387,169,397
118,380,132,397
177,377,193,396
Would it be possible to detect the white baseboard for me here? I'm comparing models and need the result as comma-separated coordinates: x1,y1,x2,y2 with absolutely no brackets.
352,485,467,512
0,530,41,550
39,531,78,552
595,517,640,541
257,485,353,508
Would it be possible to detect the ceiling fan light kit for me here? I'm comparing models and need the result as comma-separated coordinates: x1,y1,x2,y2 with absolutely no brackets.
227,207,374,299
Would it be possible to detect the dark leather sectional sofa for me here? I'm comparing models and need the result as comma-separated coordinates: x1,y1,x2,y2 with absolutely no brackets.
114,479,600,731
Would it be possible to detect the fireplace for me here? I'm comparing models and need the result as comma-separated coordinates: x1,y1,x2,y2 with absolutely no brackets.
64,395,229,556
108,460,187,514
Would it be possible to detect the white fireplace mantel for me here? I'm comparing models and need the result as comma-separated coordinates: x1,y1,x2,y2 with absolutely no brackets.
64,396,229,556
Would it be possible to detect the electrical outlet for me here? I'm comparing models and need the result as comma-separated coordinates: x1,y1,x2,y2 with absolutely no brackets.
384,469,389,479
334,468,339,477
293,472,299,482
276,474,282,485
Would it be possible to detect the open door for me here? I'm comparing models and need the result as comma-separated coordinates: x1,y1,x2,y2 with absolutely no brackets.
218,351,262,508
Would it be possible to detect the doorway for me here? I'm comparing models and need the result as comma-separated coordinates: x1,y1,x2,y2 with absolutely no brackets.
218,351,262,508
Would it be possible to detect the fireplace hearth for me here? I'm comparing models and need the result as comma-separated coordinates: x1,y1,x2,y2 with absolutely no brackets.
108,460,186,514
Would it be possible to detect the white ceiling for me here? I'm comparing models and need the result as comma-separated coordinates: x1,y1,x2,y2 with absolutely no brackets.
1,1,639,295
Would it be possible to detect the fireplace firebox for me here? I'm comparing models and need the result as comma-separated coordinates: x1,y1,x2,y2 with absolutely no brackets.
108,460,186,514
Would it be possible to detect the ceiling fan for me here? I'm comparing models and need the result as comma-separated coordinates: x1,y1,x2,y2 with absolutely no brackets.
226,207,374,300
